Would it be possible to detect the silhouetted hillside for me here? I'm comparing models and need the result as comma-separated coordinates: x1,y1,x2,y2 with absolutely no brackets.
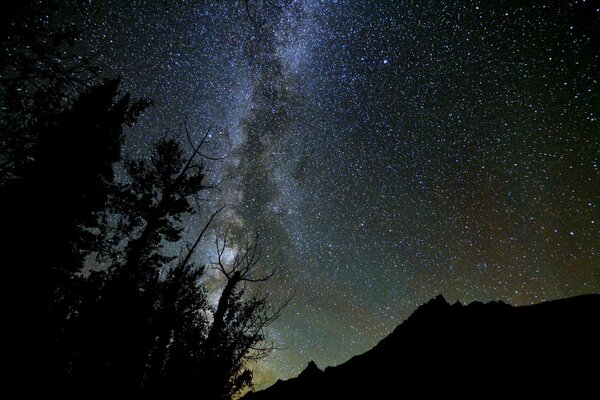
245,294,600,399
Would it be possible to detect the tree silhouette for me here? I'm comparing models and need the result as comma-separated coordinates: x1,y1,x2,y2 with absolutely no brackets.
1,78,149,388
144,262,211,390
2,4,288,395
69,131,211,388
203,229,290,399
68,130,287,398
0,0,101,184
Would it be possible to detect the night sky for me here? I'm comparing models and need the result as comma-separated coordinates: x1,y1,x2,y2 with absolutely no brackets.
80,0,599,389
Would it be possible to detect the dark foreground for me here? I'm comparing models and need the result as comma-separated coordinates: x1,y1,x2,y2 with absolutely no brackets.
245,294,600,399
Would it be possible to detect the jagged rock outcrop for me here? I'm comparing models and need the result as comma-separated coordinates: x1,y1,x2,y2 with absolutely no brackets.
245,294,600,399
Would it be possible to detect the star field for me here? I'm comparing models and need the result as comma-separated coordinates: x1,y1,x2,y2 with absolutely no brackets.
80,0,599,389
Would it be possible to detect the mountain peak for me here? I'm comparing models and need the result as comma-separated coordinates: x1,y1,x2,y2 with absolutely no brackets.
298,361,321,379
428,294,448,306
405,294,450,321
245,294,600,399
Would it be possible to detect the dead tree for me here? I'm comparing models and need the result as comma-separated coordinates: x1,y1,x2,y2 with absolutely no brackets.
204,228,290,398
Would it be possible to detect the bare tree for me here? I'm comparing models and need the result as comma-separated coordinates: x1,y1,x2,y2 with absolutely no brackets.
204,228,291,398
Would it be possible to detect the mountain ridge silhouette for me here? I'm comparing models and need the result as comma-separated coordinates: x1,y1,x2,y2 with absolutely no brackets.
244,294,600,399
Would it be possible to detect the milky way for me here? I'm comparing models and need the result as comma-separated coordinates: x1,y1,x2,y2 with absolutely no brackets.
82,0,599,388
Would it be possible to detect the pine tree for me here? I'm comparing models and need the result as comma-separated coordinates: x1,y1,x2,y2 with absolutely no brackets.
0,0,101,184
71,133,210,388
2,78,149,389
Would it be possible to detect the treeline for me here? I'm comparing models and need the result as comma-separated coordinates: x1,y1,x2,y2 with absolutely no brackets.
1,2,283,398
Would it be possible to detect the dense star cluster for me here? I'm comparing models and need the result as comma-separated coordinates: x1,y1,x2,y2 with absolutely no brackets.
80,0,599,388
